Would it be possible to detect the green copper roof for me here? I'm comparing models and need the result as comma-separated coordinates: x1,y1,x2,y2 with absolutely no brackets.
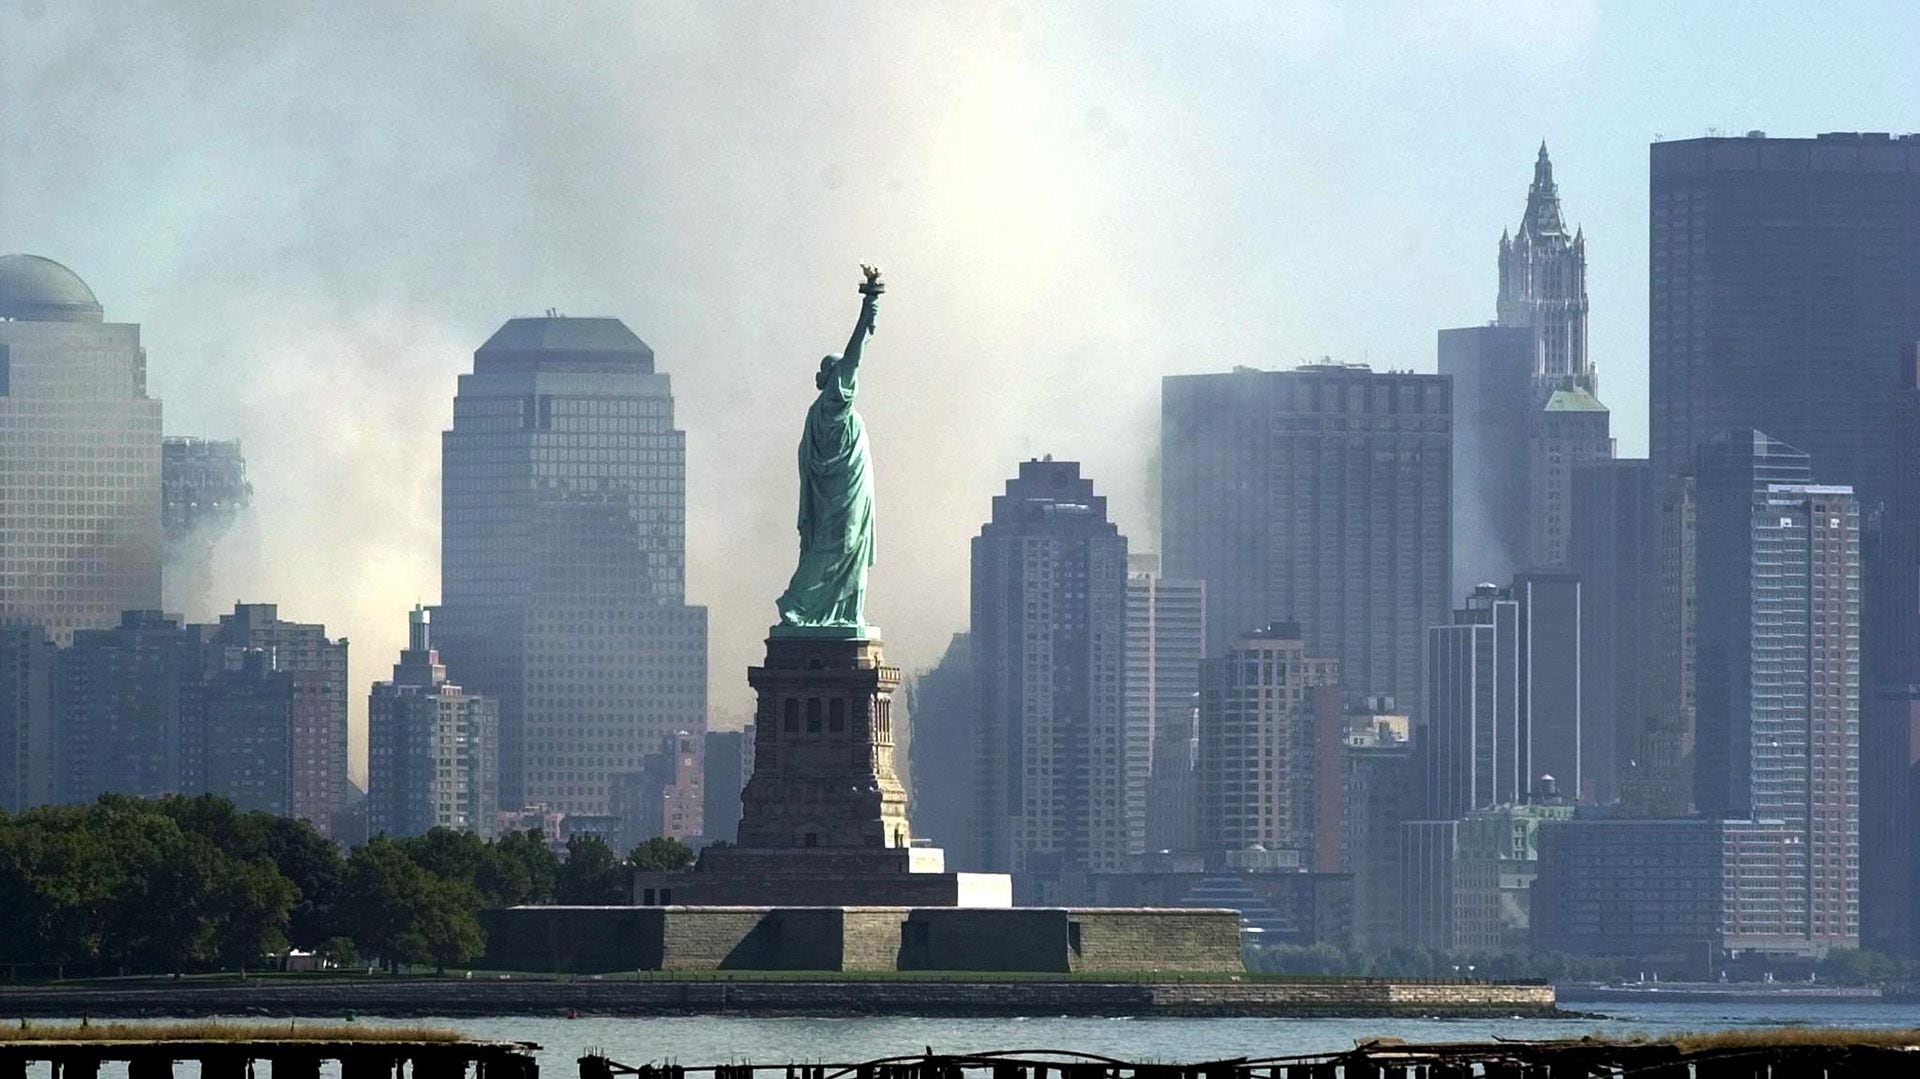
1543,387,1607,412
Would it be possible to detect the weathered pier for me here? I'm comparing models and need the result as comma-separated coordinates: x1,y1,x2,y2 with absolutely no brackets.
582,1037,1920,1079
0,1033,538,1079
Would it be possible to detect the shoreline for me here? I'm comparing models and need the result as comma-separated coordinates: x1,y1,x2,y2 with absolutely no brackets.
0,979,1562,1020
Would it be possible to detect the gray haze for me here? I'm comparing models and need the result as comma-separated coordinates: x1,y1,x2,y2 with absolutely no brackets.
12,3,1910,780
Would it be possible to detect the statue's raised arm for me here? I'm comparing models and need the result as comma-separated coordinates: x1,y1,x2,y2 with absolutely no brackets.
773,265,885,637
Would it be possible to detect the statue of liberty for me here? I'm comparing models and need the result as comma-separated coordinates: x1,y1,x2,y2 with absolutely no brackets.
774,265,883,635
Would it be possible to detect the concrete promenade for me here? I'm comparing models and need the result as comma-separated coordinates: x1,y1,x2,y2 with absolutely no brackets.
0,977,1558,1019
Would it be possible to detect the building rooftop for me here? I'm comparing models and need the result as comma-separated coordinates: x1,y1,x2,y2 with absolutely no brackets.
0,254,104,323
1543,387,1607,412
475,316,655,374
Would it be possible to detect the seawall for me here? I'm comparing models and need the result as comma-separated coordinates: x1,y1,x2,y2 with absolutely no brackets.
0,979,1558,1019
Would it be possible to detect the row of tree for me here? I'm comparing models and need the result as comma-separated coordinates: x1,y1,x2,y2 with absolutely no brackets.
0,795,694,976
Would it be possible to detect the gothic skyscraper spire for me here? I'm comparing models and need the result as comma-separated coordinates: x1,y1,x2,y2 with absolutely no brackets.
1497,142,1593,395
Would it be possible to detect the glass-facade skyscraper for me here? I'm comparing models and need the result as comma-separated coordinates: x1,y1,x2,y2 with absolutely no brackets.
437,316,707,817
0,255,161,645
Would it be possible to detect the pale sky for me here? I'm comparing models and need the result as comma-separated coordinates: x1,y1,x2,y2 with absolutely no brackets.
4,3,1915,779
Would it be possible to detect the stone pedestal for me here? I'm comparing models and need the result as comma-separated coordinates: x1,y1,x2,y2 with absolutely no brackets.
737,635,910,850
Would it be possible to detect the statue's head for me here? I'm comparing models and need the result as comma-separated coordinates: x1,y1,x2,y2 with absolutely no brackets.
816,356,838,390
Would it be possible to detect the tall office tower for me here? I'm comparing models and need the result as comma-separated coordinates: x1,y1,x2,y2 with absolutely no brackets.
1446,148,1610,585
904,633,975,856
1641,472,1701,816
700,727,753,844
1424,575,1586,817
1865,346,1920,954
1441,325,1533,590
1571,459,1658,808
1498,144,1594,394
1651,132,1920,505
1196,623,1342,868
199,648,295,816
0,255,161,645
160,438,252,617
206,603,348,834
971,458,1131,876
0,627,54,811
437,317,708,816
368,607,499,839
1695,430,1860,954
1126,555,1206,855
55,611,208,803
1162,364,1450,716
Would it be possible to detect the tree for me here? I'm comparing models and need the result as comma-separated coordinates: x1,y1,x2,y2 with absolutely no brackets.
339,838,485,972
628,836,694,872
554,834,627,904
483,829,559,906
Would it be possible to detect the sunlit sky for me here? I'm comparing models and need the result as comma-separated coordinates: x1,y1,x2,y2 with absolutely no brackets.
4,3,1916,778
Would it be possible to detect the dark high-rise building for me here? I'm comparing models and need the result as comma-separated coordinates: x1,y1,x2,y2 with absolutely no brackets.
1865,345,1920,953
1197,623,1341,866
971,458,1131,877
0,255,162,645
56,611,208,804
1694,430,1860,954
1343,699,1415,948
700,727,753,845
161,437,252,617
1126,556,1205,854
199,649,294,817
1650,132,1920,504
0,627,55,812
368,607,499,839
207,603,348,834
905,633,974,856
1424,574,1585,817
1162,363,1450,716
437,317,708,817
1571,459,1659,807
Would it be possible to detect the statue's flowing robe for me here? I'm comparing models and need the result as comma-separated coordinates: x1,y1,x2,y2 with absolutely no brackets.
776,353,874,627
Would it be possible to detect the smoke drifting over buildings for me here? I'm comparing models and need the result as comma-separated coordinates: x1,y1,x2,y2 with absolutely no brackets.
2,6,1642,758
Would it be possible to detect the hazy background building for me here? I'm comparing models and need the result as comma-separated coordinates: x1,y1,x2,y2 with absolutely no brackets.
0,627,54,813
1572,458,1659,807
161,437,253,617
55,611,205,804
1343,698,1415,948
368,607,499,839
700,727,753,846
436,316,708,818
1499,145,1595,397
1441,324,1533,591
1125,556,1205,855
198,648,295,817
1865,345,1920,954
0,255,161,646
904,632,974,856
970,458,1132,880
1162,364,1450,718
